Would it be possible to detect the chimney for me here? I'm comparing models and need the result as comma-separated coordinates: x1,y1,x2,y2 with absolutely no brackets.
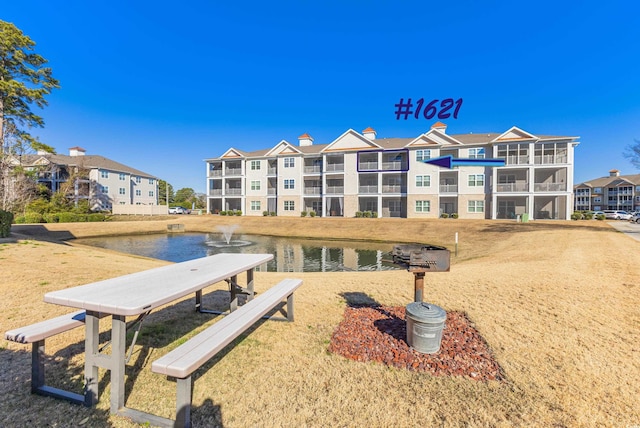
36,149,49,155
609,169,620,177
362,127,377,140
298,133,313,147
69,146,86,156
431,121,447,133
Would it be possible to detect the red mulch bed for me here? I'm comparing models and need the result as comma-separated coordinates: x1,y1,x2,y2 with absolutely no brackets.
328,306,504,381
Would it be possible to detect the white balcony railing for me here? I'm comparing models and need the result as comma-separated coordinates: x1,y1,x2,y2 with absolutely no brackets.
504,155,530,165
225,168,242,176
267,188,276,195
534,182,567,192
326,164,345,172
304,187,321,195
325,186,344,194
382,185,406,193
439,184,458,193
534,155,568,165
209,189,222,196
225,188,242,195
209,170,222,177
359,161,378,170
359,185,378,194
496,182,528,192
304,166,322,173
382,161,403,170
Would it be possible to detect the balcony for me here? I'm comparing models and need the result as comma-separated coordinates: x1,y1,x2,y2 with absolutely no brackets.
326,163,345,172
209,189,222,196
359,185,378,194
439,184,458,193
534,155,568,165
534,182,567,192
496,182,528,192
304,187,322,195
225,168,242,176
225,188,242,195
304,166,322,174
267,188,276,195
382,161,405,170
504,155,530,165
382,185,406,193
267,167,277,175
325,186,344,194
209,170,222,177
359,161,378,171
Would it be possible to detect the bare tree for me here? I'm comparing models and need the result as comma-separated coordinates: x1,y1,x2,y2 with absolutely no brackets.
624,139,640,170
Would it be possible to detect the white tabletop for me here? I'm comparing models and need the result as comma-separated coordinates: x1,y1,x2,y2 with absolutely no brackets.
44,253,273,316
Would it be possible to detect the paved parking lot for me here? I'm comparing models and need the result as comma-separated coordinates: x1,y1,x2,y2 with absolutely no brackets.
607,221,640,242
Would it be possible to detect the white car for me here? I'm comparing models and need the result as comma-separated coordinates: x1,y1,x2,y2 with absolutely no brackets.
604,210,632,220
168,207,187,214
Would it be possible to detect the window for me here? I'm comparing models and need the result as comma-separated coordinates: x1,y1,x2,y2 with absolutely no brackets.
468,174,485,186
251,180,261,191
251,160,261,170
135,189,141,196
149,178,154,185
415,200,430,212
149,191,154,197
119,188,126,195
284,157,295,168
102,185,109,193
594,187,602,193
251,201,261,211
416,150,431,161
284,179,295,189
119,173,126,180
468,200,484,212
135,176,141,183
284,200,295,211
594,197,602,203
101,170,109,179
416,175,430,187
468,148,485,159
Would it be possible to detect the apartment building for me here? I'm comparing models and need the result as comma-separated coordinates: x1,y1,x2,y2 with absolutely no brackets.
574,170,640,212
205,123,579,220
11,146,158,211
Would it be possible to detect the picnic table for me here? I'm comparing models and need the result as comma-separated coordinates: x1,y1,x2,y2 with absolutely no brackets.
42,252,273,417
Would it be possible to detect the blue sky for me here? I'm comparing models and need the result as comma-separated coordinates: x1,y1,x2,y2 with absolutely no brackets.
3,1,639,193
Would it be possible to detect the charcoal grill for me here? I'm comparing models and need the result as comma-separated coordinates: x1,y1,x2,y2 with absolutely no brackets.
392,244,450,302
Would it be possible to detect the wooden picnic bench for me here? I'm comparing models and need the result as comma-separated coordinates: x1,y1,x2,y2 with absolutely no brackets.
120,278,303,428
5,310,106,404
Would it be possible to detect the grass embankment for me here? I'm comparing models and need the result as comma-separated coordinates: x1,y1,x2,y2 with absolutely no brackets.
2,217,639,427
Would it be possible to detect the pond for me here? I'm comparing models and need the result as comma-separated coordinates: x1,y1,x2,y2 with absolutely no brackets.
73,233,400,272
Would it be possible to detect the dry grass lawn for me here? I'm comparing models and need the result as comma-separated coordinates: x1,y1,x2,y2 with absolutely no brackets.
1,216,639,427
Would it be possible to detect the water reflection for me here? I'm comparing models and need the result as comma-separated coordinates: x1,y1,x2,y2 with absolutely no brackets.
73,233,399,272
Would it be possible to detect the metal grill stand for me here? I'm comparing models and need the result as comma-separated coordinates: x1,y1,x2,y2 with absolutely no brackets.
391,244,451,302
392,243,451,354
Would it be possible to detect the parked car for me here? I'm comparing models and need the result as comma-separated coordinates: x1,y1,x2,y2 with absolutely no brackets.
631,212,640,223
603,210,632,220
169,206,187,214
592,211,605,219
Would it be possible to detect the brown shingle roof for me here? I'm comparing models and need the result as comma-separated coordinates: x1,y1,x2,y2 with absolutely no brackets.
16,154,156,178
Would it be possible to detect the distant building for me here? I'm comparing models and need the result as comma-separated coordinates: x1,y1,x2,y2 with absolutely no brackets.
205,123,580,220
574,169,640,212
8,147,158,211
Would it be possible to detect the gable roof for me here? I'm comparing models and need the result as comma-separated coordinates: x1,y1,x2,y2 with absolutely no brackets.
14,153,156,178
